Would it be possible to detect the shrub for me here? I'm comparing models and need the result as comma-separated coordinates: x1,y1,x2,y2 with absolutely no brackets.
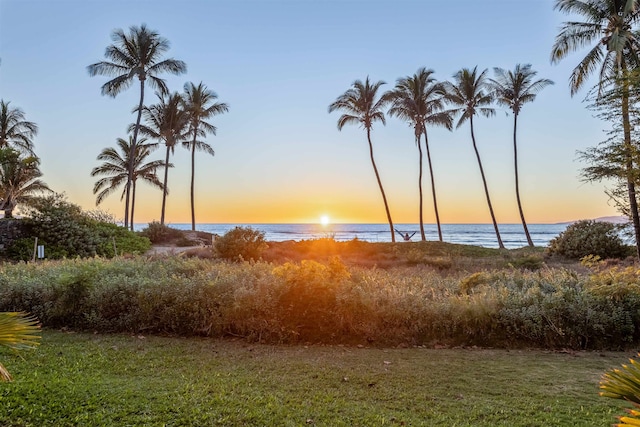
94,222,151,256
547,220,630,260
2,195,150,260
138,222,184,244
214,226,267,261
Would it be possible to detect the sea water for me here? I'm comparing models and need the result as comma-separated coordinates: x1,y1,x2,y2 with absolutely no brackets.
134,223,570,249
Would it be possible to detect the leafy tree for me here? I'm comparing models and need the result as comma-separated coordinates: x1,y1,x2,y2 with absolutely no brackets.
0,312,39,382
387,68,452,241
328,77,395,242
579,84,640,227
87,24,186,229
551,0,640,258
137,92,188,225
0,100,37,154
0,148,51,218
182,82,229,231
91,136,166,230
443,67,504,249
489,64,554,247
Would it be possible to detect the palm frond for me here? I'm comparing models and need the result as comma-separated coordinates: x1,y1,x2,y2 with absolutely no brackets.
0,312,40,350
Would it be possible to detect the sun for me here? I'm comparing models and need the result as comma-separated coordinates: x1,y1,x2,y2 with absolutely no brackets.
320,215,330,226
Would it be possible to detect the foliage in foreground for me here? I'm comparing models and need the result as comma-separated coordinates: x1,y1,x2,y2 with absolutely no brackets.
0,312,40,381
1,257,640,349
547,219,631,260
601,353,640,426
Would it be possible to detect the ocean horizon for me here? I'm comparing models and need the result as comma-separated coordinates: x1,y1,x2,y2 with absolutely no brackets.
133,223,571,249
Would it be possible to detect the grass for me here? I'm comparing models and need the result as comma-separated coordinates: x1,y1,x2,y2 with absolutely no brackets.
0,330,633,426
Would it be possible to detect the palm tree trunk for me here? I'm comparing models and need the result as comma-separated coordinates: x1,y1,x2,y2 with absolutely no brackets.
424,128,442,242
130,179,136,231
366,128,395,242
190,133,197,231
621,84,640,259
513,113,534,247
416,132,426,241
125,79,145,229
470,117,505,249
160,146,171,226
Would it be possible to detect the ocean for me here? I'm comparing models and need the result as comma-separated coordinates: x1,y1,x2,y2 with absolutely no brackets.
134,223,570,249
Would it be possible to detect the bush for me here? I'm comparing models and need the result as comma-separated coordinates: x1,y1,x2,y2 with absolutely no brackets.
138,222,184,244
94,222,151,256
547,220,630,260
3,195,150,260
214,226,267,261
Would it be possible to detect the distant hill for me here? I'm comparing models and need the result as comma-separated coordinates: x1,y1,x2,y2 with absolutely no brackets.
556,215,629,225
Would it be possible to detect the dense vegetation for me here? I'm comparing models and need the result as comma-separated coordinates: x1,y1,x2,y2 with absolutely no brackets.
1,195,150,261
0,245,637,350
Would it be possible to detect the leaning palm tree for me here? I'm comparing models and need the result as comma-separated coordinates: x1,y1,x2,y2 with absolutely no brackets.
91,136,166,230
387,68,452,242
489,64,554,247
551,0,640,257
328,77,395,242
0,148,51,218
182,82,229,231
87,24,186,229
137,92,188,225
443,67,505,249
0,312,40,382
0,100,37,154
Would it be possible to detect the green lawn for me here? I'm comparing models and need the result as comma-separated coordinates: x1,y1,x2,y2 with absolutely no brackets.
0,331,633,426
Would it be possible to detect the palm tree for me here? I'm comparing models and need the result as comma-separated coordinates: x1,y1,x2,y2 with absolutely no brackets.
489,64,554,247
91,136,166,230
137,92,188,225
387,68,452,242
551,0,640,258
0,100,37,154
0,312,40,382
328,77,395,242
87,24,186,229
443,67,505,249
182,82,229,231
0,148,51,218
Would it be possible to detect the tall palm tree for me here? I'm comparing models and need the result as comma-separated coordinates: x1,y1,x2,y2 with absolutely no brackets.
387,68,452,242
443,67,505,249
91,136,166,230
489,64,554,247
0,100,37,154
551,0,640,257
137,92,188,225
0,148,51,218
182,82,229,231
87,24,186,229
328,77,395,242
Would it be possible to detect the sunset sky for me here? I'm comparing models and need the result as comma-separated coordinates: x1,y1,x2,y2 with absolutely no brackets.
0,0,619,225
